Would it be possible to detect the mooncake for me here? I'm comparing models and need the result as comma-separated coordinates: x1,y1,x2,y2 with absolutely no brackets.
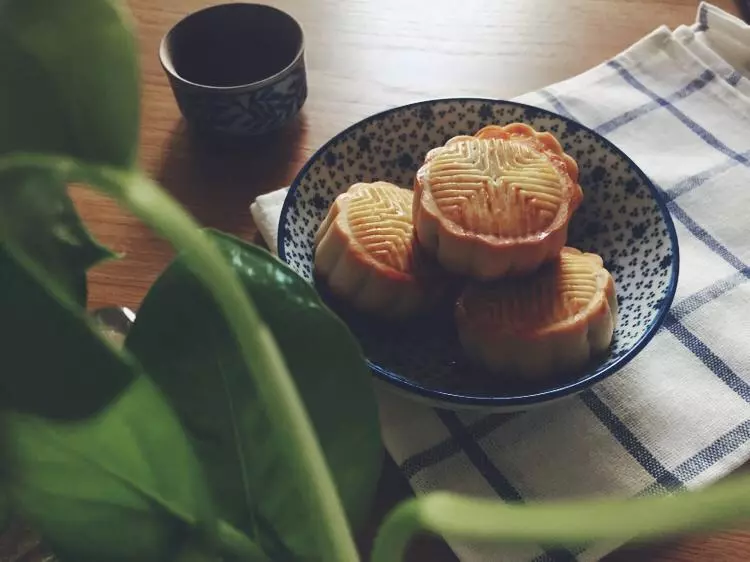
414,123,583,279
455,247,616,379
314,181,447,318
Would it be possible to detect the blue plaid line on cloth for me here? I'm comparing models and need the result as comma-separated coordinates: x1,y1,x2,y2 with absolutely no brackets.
668,269,750,322
607,60,750,168
594,69,716,136
580,391,684,490
662,151,750,202
538,89,576,121
727,70,743,86
639,418,750,495
665,203,747,271
669,418,750,481
438,410,581,562
697,3,710,32
666,321,750,403
400,413,519,478
438,411,524,502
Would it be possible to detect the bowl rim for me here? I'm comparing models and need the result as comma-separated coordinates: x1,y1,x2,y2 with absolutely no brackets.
278,97,680,408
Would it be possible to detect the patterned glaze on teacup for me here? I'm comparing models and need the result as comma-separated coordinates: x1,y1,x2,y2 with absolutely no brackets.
159,3,307,137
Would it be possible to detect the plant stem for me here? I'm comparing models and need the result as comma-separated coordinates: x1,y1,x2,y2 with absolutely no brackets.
103,170,360,562
371,481,750,562
369,500,421,562
0,154,360,562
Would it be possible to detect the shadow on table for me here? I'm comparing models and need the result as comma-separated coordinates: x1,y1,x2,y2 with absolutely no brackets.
155,112,309,241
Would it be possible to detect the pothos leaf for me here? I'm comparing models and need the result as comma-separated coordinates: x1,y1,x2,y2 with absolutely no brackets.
0,246,222,561
0,248,129,419
0,488,8,535
0,0,132,304
0,0,140,168
0,167,115,305
125,230,383,560
3,376,216,562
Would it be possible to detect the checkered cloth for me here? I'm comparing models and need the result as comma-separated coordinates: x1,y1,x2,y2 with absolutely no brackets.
250,4,750,560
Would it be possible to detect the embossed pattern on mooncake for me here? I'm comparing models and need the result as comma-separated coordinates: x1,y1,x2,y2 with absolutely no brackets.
456,247,617,379
346,182,414,272
425,137,565,237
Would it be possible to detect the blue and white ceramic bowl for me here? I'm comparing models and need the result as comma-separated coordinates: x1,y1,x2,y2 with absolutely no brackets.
279,99,679,411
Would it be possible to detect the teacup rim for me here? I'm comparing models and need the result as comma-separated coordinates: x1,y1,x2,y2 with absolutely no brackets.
158,2,305,93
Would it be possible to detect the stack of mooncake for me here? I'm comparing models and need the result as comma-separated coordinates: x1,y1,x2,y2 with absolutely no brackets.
313,123,617,381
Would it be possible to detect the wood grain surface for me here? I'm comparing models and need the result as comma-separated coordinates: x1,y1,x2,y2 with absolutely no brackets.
55,0,750,561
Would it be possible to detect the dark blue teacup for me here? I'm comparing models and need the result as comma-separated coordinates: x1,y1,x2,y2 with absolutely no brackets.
159,3,307,137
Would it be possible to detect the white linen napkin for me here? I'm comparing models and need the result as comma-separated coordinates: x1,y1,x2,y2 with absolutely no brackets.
251,4,750,560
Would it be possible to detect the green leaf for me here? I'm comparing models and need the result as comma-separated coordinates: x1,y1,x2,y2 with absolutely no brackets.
0,162,224,559
3,376,217,562
0,487,9,534
0,167,115,305
0,248,130,419
125,230,382,560
0,0,140,168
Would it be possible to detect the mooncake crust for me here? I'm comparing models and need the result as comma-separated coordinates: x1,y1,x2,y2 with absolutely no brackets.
414,123,583,279
455,247,617,379
314,181,446,318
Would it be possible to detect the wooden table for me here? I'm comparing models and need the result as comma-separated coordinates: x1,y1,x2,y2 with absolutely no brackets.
66,0,749,560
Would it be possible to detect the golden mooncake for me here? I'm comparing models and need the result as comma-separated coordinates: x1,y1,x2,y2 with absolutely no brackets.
314,181,447,318
455,247,616,379
414,123,583,279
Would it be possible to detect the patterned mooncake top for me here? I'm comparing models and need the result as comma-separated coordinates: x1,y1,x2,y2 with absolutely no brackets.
417,123,582,240
346,181,415,272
